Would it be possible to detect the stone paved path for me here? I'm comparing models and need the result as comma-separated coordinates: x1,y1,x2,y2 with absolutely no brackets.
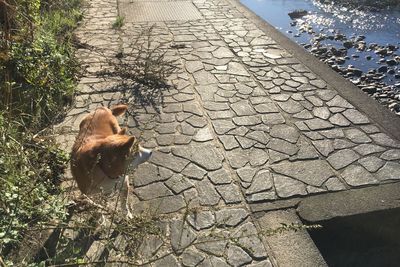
55,0,400,265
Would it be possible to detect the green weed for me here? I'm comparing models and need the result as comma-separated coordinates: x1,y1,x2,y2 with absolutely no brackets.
112,15,125,29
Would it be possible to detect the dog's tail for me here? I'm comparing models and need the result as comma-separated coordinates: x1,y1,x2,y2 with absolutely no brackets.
111,104,128,116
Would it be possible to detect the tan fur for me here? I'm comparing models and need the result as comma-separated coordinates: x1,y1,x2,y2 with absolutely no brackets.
70,105,142,218
71,105,134,193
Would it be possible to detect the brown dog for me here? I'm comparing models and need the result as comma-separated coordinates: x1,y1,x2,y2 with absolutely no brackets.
71,104,152,218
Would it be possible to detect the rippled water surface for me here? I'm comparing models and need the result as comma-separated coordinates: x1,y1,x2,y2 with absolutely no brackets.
240,0,400,86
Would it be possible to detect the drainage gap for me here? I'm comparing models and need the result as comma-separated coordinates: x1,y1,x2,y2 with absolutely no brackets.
306,207,400,267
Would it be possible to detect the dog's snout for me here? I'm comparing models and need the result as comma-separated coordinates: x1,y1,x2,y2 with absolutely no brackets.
140,147,152,159
130,146,152,169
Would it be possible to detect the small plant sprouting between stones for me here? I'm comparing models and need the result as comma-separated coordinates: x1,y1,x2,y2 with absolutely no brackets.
112,15,125,29
97,25,179,109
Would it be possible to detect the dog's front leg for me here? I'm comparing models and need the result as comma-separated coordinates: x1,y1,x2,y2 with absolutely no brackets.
121,175,133,219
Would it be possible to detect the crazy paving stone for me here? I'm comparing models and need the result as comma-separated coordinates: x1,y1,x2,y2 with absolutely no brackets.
341,165,378,187
271,160,334,187
273,174,308,198
172,144,224,171
327,149,360,170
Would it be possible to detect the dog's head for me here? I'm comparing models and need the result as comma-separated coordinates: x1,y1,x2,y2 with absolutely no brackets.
96,134,152,178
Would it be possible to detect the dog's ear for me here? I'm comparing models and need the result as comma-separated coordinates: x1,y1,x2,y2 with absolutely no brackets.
121,136,136,149
111,104,128,116
118,127,127,135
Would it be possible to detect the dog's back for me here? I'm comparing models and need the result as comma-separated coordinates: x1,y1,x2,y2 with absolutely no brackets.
71,105,129,194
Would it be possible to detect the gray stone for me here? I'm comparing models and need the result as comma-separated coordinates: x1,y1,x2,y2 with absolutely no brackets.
181,249,206,267
182,163,207,180
326,95,354,108
194,127,214,142
293,109,313,119
312,140,334,157
236,136,257,149
216,208,249,227
219,135,240,150
344,128,372,144
226,149,249,169
329,113,351,126
187,210,215,230
165,174,194,194
137,235,163,259
172,144,224,171
212,120,236,134
268,149,290,163
232,222,267,259
266,139,299,156
227,245,253,267
277,99,304,114
270,125,300,144
195,234,227,257
376,162,400,181
216,183,242,204
133,164,168,187
370,133,400,148
271,160,334,187
304,118,334,130
342,109,370,125
212,47,235,58
254,103,280,113
333,139,356,150
236,84,254,95
134,182,173,201
262,113,286,125
247,260,273,267
236,167,256,184
210,256,230,267
274,174,307,198
204,102,230,111
229,126,250,136
246,170,273,195
248,148,269,166
313,107,331,120
193,70,218,85
183,103,203,116
186,116,208,128
358,156,385,172
327,149,360,170
341,165,378,186
324,177,347,191
380,149,400,160
227,62,250,76
209,168,232,185
305,95,324,107
171,220,197,253
319,129,345,139
142,195,186,214
150,151,189,172
233,116,262,126
231,101,256,116
246,131,270,145
154,254,180,267
185,61,204,73
196,179,221,206
353,144,386,156
247,190,276,202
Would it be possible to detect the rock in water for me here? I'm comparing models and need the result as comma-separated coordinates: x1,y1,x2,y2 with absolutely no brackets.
288,9,308,19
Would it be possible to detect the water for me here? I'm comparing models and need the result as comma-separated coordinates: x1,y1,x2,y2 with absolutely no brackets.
240,0,400,87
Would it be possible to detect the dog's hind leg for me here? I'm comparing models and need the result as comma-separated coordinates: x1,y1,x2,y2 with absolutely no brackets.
120,175,133,219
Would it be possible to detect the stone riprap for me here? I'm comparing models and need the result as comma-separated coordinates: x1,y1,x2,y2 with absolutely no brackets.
54,0,400,265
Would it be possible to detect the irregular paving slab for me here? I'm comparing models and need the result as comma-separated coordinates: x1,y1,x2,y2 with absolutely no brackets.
271,160,335,187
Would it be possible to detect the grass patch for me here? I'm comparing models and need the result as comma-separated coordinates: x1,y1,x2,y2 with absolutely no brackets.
112,15,125,29
0,0,82,264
